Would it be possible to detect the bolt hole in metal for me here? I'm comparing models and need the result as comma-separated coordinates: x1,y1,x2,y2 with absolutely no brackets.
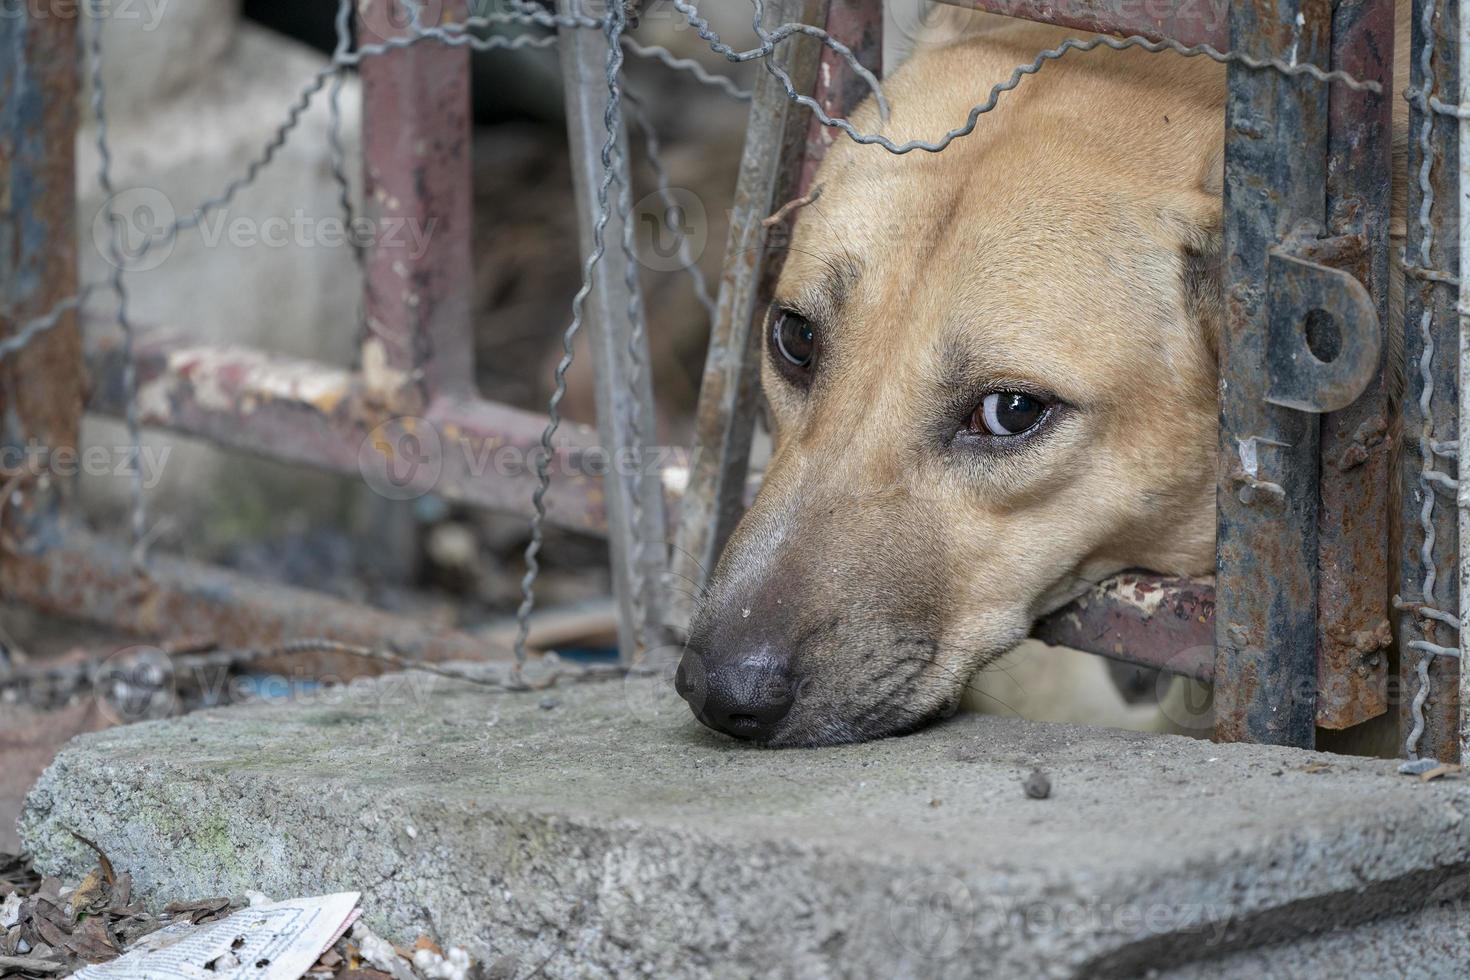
1303,308,1341,363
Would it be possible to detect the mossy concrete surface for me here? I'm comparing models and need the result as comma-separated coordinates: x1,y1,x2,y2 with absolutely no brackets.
17,673,1470,978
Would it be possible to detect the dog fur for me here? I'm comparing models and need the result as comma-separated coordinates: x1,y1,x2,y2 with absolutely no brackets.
681,7,1411,747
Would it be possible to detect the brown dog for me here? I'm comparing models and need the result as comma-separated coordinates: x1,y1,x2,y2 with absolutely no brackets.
677,10,1409,747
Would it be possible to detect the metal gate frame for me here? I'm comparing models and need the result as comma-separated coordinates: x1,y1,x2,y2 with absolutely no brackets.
2,0,1454,756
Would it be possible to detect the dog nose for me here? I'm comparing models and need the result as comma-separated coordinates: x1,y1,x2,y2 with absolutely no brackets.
675,648,795,742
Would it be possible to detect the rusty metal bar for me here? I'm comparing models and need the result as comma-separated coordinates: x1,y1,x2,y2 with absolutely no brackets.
1398,0,1461,762
0,6,82,526
1213,0,1331,747
357,0,474,400
1313,0,1395,730
557,0,669,661
84,328,614,534
669,0,828,629
1032,576,1216,682
799,0,884,192
932,0,1226,48
0,525,502,674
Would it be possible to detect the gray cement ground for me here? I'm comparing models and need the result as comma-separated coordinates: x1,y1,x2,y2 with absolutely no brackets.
18,673,1470,978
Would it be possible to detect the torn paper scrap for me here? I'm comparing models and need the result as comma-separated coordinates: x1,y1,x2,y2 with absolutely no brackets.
70,892,360,980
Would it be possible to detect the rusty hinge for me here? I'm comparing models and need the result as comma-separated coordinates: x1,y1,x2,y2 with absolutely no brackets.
1265,226,1382,414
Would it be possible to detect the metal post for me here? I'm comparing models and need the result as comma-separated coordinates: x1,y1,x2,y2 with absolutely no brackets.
1460,0,1470,761
0,7,83,532
557,0,669,662
1214,0,1332,747
358,0,474,400
669,0,828,628
670,0,882,628
1314,0,1395,732
1400,0,1461,762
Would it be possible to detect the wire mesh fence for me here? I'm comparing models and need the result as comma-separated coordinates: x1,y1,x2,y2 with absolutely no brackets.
0,0,1457,759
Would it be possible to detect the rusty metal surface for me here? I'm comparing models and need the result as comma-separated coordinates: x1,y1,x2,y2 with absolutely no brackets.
1213,0,1331,747
1398,0,1461,762
799,0,883,194
0,524,502,676
669,0,828,630
84,328,618,533
358,0,474,399
0,9,82,517
1032,575,1216,682
933,0,1226,48
1316,0,1394,732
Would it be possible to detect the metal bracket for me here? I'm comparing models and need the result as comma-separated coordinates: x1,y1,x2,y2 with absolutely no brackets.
1264,243,1381,413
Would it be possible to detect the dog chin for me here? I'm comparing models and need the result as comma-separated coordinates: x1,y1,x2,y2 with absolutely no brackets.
714,701,951,749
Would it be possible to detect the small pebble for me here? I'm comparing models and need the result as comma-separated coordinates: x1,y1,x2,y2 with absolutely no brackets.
540,697,559,711
1023,769,1051,800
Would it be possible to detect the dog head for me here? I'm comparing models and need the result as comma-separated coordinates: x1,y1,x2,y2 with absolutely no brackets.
679,36,1225,746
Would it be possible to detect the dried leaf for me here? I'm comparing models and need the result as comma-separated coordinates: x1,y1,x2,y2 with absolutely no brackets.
1419,763,1465,782
64,833,115,888
412,936,443,958
67,916,120,964
68,870,106,916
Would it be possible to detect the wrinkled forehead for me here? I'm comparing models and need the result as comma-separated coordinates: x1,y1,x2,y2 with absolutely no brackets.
776,162,1182,397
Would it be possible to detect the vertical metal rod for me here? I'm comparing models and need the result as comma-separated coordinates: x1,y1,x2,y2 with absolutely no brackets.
668,0,828,629
1214,0,1331,747
670,0,882,629
1400,0,1461,762
1314,0,1394,731
0,7,83,530
557,0,669,662
357,0,474,400
797,0,883,193
1459,0,1470,760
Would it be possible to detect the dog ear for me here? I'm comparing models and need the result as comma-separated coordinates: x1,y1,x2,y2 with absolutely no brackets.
1170,147,1224,363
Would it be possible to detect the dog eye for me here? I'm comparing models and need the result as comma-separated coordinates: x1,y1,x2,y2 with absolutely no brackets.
772,309,815,371
970,392,1047,437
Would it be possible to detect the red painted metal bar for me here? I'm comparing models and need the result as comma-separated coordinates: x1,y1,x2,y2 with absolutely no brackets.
84,328,612,533
932,0,1227,47
1031,576,1216,682
0,7,82,523
357,0,475,399
798,0,884,193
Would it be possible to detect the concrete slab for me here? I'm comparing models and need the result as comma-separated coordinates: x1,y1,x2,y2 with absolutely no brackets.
18,673,1470,978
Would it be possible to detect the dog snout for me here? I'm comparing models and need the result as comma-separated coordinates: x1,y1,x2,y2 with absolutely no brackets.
676,646,797,742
